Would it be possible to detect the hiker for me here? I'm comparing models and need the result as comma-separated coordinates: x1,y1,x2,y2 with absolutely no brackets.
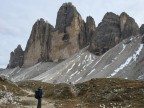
35,86,43,108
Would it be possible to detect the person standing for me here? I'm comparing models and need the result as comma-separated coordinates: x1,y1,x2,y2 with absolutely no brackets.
35,86,42,108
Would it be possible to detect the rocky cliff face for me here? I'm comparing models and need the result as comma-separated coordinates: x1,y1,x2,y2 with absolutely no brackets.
23,3,92,66
140,24,144,43
140,24,144,35
23,18,54,66
90,12,139,55
91,12,121,55
86,16,96,45
7,45,24,68
120,12,139,39
49,3,90,61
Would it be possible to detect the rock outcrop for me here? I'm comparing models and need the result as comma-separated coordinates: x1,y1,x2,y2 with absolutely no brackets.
7,45,24,68
140,24,144,35
48,3,88,61
91,12,121,55
23,2,91,66
86,16,96,45
90,12,139,55
120,12,139,39
23,18,54,66
140,24,144,43
22,3,96,66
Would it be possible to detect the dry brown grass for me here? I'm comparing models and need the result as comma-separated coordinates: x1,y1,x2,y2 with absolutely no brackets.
17,80,55,98
2,78,144,107
0,78,26,96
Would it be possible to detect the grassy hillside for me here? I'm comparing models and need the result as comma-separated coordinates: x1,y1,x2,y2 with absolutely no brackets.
1,77,144,107
0,76,26,96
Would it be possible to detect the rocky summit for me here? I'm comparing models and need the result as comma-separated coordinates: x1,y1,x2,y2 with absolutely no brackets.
90,12,139,55
23,18,54,67
7,45,24,68
120,12,139,39
50,3,86,62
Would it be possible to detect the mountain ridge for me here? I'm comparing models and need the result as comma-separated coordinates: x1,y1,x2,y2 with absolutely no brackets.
6,2,144,68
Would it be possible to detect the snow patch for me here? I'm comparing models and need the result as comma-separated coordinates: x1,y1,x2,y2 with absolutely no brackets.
85,55,88,59
138,74,144,80
103,65,110,69
119,44,126,54
86,61,93,66
78,63,81,66
66,63,75,74
70,70,78,77
87,69,95,76
133,44,143,61
75,77,82,82
130,37,133,41
83,65,86,70
108,44,143,77
82,60,86,64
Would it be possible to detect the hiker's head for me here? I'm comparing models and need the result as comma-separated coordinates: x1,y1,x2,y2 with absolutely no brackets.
38,86,42,89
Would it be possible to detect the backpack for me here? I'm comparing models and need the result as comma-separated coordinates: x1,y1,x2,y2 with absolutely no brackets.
35,89,42,99
35,89,39,99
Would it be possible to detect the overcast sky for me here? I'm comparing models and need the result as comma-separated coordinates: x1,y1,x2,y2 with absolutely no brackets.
0,0,144,68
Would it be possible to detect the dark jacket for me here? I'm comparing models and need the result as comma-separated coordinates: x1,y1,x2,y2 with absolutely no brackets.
38,88,42,99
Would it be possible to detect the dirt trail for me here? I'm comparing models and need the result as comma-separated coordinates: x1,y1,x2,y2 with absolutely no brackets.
19,96,55,108
18,89,55,108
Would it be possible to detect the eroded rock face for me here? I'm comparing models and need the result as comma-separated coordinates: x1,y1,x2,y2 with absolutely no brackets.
90,12,139,55
91,12,121,55
120,12,139,39
7,45,24,68
23,18,54,66
140,24,144,35
49,2,87,61
140,24,144,43
86,16,96,45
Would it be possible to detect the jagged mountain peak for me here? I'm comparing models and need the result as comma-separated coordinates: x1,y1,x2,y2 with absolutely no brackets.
17,44,22,49
86,16,96,27
55,2,81,32
7,44,24,68
23,18,54,66
102,12,119,23
120,12,129,17
120,12,139,39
